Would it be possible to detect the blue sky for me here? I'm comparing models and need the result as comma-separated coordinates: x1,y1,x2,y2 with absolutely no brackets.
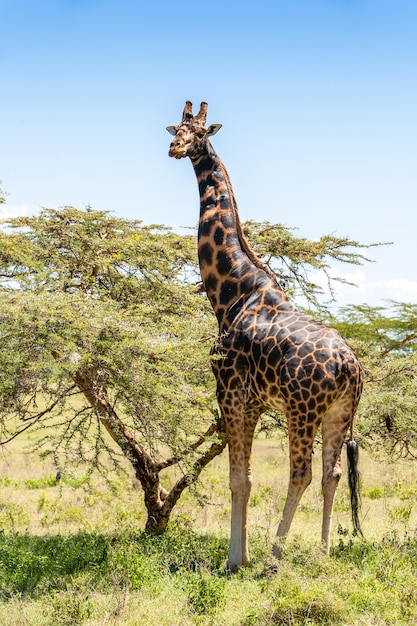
2,0,416,307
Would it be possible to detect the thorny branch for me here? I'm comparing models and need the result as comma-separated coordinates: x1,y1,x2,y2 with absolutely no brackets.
0,385,77,445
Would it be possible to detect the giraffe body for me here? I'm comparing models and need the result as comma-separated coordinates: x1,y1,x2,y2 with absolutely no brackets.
167,101,363,570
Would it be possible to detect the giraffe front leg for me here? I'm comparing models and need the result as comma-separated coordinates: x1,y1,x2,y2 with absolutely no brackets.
228,455,251,571
227,431,257,570
220,395,249,572
223,401,259,572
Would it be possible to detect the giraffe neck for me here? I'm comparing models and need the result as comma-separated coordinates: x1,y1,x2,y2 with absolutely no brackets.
191,143,288,328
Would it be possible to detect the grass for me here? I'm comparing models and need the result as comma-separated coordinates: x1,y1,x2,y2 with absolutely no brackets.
1,433,417,624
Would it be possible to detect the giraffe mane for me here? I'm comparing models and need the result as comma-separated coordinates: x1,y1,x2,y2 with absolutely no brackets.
218,161,280,286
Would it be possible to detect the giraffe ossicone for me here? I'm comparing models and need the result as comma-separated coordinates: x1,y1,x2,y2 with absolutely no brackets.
167,101,363,571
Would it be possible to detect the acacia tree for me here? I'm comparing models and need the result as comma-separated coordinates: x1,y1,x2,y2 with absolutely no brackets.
0,206,225,530
0,205,378,531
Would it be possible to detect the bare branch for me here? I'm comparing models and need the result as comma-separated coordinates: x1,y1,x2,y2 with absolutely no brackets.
0,385,76,445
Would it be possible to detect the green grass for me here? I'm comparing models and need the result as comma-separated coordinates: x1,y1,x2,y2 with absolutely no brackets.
1,434,417,624
1,526,417,625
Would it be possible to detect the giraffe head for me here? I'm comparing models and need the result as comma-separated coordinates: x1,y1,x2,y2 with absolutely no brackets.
167,101,222,159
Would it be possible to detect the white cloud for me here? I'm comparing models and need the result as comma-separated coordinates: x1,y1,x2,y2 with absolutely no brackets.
372,277,417,303
0,204,36,219
311,268,417,308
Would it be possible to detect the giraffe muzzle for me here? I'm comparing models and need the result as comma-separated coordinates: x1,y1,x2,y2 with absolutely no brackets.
169,143,187,159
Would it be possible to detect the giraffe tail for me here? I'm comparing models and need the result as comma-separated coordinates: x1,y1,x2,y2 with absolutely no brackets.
346,439,363,537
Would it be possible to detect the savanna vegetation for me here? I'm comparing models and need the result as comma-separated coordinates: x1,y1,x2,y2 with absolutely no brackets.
1,432,417,625
1,196,417,624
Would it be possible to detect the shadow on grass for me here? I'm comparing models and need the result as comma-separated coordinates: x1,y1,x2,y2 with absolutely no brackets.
0,523,230,599
0,530,109,598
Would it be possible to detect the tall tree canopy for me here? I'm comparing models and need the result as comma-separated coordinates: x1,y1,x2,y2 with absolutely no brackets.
0,205,384,529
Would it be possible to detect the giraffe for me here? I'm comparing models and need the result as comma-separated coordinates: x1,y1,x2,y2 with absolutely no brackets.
167,101,363,571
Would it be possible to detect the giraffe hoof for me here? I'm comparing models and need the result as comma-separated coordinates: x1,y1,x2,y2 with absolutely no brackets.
226,559,250,574
226,563,239,574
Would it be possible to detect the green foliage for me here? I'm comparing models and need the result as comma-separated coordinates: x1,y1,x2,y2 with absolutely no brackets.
110,521,228,575
46,576,94,626
1,498,417,625
24,476,58,489
364,485,384,499
0,183,7,205
0,531,108,597
0,207,213,451
334,529,417,577
109,541,163,591
0,503,30,529
244,582,346,625
330,301,417,357
388,503,413,523
109,526,228,614
182,568,226,615
359,352,417,457
244,220,382,306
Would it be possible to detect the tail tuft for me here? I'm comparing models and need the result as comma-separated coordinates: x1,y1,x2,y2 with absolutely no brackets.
347,440,363,537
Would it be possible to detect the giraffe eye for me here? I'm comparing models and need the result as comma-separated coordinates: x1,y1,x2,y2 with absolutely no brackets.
197,131,205,139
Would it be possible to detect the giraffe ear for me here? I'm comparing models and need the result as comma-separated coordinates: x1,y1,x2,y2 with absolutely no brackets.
207,124,222,136
166,126,177,136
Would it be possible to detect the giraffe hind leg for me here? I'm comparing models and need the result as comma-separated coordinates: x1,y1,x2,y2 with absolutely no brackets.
273,464,313,559
321,404,352,553
272,418,319,559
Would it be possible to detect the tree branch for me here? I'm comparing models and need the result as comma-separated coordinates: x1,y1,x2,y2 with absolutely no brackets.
0,385,76,445
154,415,226,471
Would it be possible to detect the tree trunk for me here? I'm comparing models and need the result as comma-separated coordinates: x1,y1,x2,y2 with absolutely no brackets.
68,363,227,533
